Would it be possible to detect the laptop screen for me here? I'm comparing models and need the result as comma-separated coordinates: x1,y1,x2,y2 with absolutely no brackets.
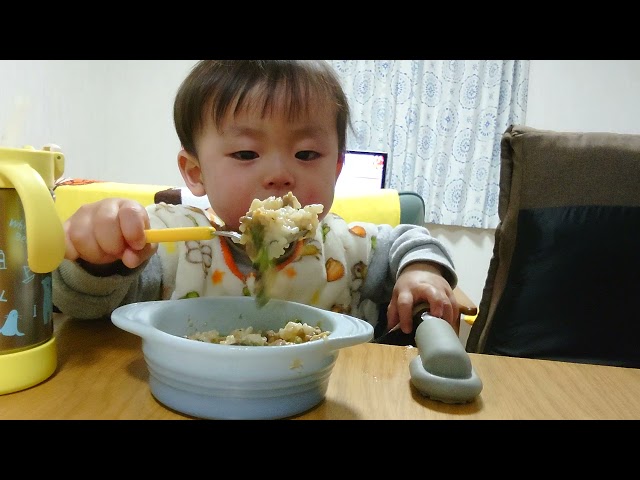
335,150,388,194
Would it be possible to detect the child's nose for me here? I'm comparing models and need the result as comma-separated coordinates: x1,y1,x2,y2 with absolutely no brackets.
263,159,294,188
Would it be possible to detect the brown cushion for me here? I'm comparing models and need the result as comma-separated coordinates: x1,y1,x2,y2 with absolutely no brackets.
466,125,640,368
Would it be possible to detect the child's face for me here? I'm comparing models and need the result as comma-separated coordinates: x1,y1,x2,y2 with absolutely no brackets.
179,100,343,231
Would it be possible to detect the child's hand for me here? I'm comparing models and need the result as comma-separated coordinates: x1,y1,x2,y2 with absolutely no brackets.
63,198,156,271
386,262,460,335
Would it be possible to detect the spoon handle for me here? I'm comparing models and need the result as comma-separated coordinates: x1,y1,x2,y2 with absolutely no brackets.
145,227,240,243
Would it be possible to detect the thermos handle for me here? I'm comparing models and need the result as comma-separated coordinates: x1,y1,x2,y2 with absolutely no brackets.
0,160,65,273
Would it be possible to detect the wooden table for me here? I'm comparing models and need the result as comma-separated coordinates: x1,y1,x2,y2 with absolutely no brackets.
2,313,640,420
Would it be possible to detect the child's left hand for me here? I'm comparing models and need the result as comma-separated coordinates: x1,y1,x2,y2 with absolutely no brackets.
386,262,459,335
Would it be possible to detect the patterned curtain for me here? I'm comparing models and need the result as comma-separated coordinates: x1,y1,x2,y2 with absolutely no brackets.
327,60,529,229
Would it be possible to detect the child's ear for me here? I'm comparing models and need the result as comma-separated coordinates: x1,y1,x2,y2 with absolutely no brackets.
178,149,206,197
335,152,344,181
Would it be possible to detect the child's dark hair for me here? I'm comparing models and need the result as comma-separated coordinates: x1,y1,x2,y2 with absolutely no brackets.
174,60,351,156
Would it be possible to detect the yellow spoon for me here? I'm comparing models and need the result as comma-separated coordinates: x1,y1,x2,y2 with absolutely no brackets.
145,227,242,243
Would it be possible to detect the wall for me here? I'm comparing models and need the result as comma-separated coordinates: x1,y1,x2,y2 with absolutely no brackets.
0,60,197,184
2,60,639,344
526,60,640,134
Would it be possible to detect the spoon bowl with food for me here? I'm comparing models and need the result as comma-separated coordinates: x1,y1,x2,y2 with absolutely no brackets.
237,192,323,306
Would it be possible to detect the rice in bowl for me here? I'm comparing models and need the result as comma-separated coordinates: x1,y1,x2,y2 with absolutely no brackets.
186,320,331,346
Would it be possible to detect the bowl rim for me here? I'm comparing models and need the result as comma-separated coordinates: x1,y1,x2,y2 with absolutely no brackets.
112,296,374,354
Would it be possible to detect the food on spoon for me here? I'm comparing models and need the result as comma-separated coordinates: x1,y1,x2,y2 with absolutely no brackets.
239,191,323,261
186,320,330,346
238,191,323,306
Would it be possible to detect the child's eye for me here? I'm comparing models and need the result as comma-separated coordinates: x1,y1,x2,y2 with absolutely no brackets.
296,151,320,161
232,151,259,161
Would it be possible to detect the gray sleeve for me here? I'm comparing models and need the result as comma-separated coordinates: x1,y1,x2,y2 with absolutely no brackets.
52,254,163,319
360,223,458,303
